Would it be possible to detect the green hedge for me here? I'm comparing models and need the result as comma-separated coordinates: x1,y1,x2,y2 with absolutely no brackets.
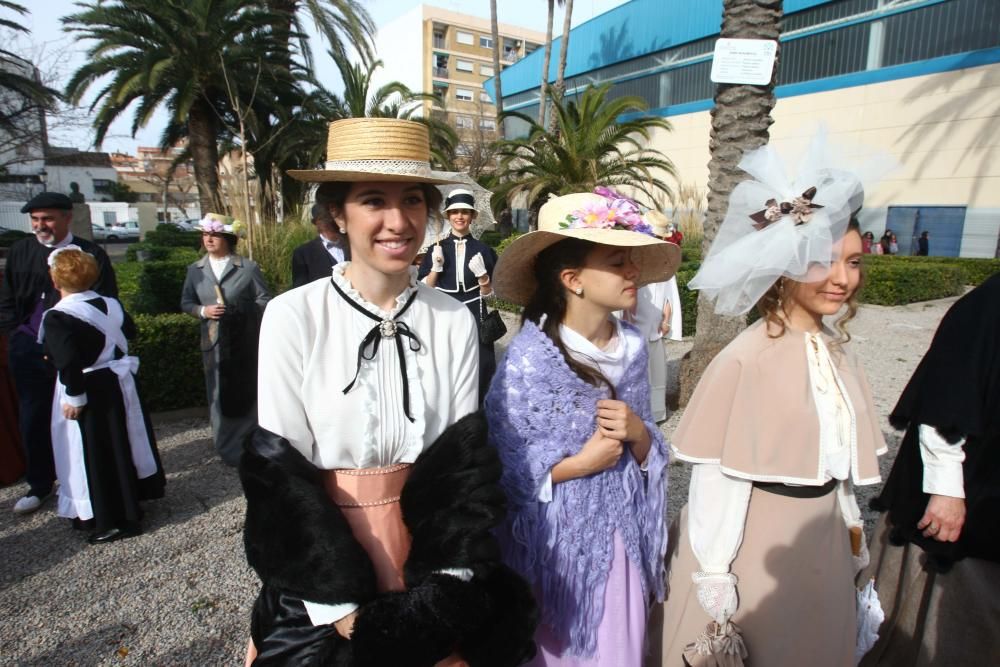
132,313,205,412
117,259,190,315
145,226,203,249
674,265,699,338
859,261,964,306
126,242,200,263
0,228,30,248
863,255,1000,287
479,230,504,249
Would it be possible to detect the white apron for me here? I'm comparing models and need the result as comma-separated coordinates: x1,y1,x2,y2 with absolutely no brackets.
39,292,158,520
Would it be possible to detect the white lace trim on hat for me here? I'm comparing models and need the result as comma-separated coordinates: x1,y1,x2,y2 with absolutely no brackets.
323,158,434,177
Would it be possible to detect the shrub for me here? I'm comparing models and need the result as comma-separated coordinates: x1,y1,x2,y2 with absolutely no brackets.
863,255,1000,287
131,313,205,411
680,238,702,263
674,265,700,338
244,220,315,295
0,228,30,248
145,226,203,249
495,232,523,256
115,259,190,315
860,261,963,305
479,230,504,248
126,242,200,263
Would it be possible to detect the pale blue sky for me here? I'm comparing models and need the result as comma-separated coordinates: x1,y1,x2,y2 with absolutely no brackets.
19,0,628,154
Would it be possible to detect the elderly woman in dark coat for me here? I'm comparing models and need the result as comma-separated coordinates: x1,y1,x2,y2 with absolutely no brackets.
181,214,271,465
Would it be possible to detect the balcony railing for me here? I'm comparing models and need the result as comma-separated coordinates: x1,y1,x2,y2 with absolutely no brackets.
433,36,446,48
433,66,449,78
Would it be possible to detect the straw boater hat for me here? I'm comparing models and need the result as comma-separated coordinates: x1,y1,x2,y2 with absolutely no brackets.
493,191,682,306
288,118,458,184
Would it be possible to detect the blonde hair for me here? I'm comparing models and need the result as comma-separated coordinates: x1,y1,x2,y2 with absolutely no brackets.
49,249,99,293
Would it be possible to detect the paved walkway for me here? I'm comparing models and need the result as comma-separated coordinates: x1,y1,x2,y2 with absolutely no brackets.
0,295,960,665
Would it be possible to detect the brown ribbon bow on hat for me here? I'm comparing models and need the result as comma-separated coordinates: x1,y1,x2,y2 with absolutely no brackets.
749,186,824,230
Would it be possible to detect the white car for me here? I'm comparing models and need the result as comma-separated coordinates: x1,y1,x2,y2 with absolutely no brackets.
92,221,141,242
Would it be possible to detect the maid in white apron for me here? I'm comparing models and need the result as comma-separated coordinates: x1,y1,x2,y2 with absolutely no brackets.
39,246,165,544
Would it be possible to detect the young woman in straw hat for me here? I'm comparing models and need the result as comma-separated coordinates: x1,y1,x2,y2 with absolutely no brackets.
418,188,499,400
485,189,681,666
241,118,536,666
180,213,271,466
650,140,887,666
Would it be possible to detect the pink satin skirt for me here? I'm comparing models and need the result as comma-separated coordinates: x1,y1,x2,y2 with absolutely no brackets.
323,463,413,593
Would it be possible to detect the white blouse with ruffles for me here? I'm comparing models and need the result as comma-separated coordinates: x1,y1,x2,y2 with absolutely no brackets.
256,262,480,470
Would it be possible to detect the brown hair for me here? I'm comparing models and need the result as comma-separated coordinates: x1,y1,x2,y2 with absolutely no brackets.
755,228,864,344
315,181,444,230
521,238,618,398
49,248,99,293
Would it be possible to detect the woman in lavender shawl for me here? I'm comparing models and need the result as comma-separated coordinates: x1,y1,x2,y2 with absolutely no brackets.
485,191,681,665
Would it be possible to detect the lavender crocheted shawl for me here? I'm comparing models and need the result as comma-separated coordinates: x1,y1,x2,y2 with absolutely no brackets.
484,319,668,658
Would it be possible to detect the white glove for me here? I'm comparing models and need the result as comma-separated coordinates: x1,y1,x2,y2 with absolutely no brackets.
467,252,488,279
693,571,738,624
431,245,444,272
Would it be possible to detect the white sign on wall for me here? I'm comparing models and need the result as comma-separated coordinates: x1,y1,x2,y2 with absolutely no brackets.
710,38,779,86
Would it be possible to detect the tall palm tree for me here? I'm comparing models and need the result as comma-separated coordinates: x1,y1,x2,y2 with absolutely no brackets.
489,0,503,118
551,0,575,108
494,83,675,213
63,0,290,214
266,0,375,70
538,0,555,124
0,1,60,131
678,0,783,405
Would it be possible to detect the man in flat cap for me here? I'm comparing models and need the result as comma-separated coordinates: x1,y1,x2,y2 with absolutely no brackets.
0,192,117,514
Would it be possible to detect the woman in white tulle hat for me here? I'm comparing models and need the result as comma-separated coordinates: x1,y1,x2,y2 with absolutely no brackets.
653,137,887,667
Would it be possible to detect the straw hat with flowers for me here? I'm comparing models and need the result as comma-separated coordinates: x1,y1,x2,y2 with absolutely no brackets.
493,189,682,306
288,118,458,185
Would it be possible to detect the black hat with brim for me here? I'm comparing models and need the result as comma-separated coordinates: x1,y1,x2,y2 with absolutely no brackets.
21,192,73,213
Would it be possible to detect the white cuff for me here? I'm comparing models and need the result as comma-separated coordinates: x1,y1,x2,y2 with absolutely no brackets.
538,471,553,502
63,392,88,408
199,306,207,318
437,567,473,582
919,424,966,498
302,600,359,627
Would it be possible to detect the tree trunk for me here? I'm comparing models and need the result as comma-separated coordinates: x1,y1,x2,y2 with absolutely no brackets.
538,0,555,125
490,0,503,122
678,0,783,406
187,99,222,214
550,0,574,126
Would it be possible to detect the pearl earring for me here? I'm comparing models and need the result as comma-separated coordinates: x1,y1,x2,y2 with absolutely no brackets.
574,287,583,296
338,227,346,234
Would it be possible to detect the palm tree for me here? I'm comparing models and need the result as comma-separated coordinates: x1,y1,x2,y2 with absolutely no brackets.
489,0,503,117
63,0,290,214
494,83,675,214
551,0,575,109
678,0,783,405
266,0,375,69
538,0,555,124
0,1,60,131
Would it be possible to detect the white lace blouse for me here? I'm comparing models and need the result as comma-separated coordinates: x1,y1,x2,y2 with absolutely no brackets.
256,263,480,470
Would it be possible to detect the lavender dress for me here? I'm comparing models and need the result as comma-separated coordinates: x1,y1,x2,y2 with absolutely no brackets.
485,318,668,665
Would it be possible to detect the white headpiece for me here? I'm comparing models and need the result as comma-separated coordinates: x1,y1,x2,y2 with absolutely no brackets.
688,132,870,316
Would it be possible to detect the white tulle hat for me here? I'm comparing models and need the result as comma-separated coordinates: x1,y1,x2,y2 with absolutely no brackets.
689,133,873,316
